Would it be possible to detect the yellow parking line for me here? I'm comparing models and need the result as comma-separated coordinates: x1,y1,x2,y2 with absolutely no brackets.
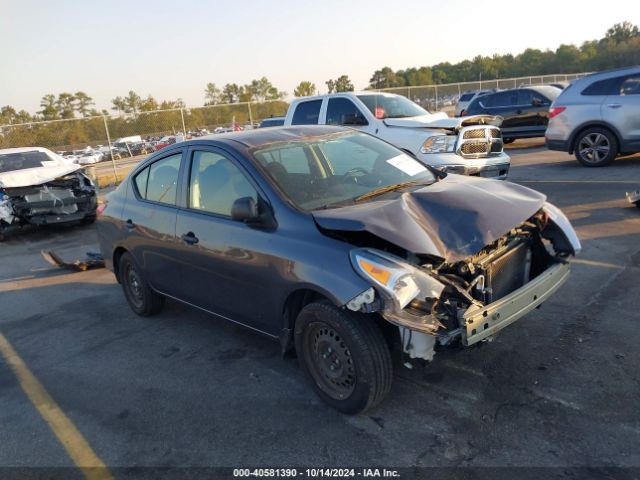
0,332,112,480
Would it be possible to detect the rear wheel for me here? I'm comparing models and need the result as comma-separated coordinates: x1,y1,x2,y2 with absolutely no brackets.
503,137,515,144
294,301,392,414
119,252,164,316
575,127,618,167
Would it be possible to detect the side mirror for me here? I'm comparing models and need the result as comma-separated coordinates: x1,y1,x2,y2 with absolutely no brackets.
231,197,258,222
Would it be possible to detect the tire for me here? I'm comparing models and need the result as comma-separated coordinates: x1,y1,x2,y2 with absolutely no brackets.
503,137,515,144
119,252,164,316
81,214,97,225
294,301,392,414
574,127,618,167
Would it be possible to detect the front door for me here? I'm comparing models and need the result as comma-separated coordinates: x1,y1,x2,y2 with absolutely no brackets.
174,148,281,336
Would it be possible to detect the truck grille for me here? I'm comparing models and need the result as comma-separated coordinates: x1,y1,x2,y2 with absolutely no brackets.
457,127,503,158
485,241,531,302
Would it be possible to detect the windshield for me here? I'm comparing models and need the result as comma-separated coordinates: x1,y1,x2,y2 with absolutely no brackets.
357,94,430,119
0,151,60,173
252,132,435,210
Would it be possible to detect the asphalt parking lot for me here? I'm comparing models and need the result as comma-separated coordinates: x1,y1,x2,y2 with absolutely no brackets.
1,143,640,477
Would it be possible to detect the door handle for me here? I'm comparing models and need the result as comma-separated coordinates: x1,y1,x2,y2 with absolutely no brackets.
181,232,199,245
607,103,622,109
125,219,134,230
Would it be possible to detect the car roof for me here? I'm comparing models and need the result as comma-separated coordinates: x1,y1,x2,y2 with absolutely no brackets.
190,125,351,149
0,146,54,155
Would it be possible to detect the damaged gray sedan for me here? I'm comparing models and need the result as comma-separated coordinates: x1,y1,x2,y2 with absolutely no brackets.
97,126,580,414
0,147,98,240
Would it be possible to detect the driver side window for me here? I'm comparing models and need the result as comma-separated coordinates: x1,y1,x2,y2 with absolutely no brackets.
326,98,368,126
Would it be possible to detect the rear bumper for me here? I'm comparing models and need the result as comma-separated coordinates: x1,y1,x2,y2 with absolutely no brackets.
545,138,570,152
462,262,570,346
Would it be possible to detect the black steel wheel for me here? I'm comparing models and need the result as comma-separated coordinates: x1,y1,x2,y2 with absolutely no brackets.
119,252,164,316
575,127,618,167
295,301,392,414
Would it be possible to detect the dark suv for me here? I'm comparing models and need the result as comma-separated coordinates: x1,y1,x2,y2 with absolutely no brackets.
464,86,560,143
97,126,579,413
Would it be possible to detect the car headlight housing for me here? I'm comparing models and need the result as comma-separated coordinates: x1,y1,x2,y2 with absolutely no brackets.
350,249,445,317
420,135,457,154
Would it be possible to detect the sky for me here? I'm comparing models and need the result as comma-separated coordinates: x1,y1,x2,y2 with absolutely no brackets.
1,0,639,114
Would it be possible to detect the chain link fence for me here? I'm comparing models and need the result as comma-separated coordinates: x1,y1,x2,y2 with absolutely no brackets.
0,72,592,180
378,72,591,112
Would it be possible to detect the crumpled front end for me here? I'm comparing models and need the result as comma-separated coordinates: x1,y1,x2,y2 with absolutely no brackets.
345,203,579,360
0,171,97,233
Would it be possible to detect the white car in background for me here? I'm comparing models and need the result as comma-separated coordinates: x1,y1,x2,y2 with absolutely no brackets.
77,150,103,165
455,89,498,117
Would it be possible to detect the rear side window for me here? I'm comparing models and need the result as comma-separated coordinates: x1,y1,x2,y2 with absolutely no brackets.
135,153,181,205
582,76,625,96
483,91,516,107
291,100,322,125
326,98,368,126
621,75,640,95
459,93,475,102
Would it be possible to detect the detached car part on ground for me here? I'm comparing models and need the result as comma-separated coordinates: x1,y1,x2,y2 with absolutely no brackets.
0,148,97,240
97,126,579,414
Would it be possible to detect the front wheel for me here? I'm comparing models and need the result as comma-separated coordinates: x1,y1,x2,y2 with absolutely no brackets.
575,127,618,167
119,252,164,316
294,301,392,414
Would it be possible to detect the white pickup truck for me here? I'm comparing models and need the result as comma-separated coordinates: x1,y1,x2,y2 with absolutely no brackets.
283,92,510,179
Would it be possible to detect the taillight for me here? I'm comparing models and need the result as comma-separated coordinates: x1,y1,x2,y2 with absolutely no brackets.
96,201,107,216
460,110,467,117
548,106,566,119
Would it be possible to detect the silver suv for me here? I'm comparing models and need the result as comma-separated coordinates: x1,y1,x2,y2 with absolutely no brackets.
546,66,640,167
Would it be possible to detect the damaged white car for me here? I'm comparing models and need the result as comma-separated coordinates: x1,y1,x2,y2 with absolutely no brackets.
0,147,98,241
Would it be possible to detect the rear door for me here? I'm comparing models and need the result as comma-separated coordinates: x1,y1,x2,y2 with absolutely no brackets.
483,91,519,132
121,149,184,295
603,73,640,149
289,99,324,125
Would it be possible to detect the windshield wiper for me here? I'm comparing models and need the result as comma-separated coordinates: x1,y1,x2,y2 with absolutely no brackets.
354,180,433,203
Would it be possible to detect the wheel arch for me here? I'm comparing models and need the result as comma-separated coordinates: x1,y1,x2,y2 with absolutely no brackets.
279,287,335,354
112,246,128,283
568,121,622,154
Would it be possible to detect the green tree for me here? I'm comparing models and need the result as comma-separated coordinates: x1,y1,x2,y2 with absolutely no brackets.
369,67,404,89
74,91,94,117
125,91,142,114
140,95,159,112
111,96,127,115
221,83,243,103
293,81,317,97
56,93,76,119
39,94,59,120
204,82,221,105
326,75,354,93
245,77,284,101
606,21,640,44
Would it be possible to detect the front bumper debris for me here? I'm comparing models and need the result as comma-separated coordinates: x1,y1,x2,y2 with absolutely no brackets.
462,262,570,346
438,162,510,179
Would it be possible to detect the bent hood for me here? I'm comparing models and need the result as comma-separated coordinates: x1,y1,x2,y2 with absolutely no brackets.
0,164,81,189
384,114,502,130
313,175,546,263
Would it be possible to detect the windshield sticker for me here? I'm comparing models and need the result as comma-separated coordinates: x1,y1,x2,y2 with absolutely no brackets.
386,155,427,176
